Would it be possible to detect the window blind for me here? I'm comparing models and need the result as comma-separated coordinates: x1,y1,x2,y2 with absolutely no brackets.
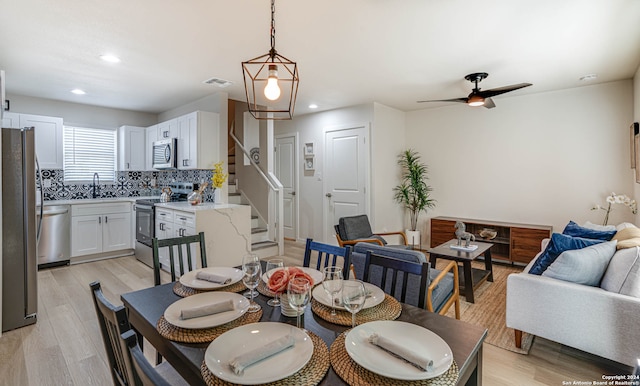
63,126,116,182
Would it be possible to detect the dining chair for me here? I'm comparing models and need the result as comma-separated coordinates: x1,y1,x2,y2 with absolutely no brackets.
362,251,461,319
303,238,352,280
334,214,408,248
122,330,173,386
152,232,207,286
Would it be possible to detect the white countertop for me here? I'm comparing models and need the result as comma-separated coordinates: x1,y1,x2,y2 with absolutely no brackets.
40,196,157,206
154,202,247,212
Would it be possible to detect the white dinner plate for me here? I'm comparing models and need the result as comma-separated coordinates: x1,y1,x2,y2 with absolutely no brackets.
261,266,323,286
345,320,453,380
179,267,243,290
205,322,314,385
311,282,385,310
164,292,249,329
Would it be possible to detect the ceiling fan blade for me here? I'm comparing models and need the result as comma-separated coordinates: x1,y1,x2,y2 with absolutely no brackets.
478,83,532,98
483,97,496,109
417,97,468,103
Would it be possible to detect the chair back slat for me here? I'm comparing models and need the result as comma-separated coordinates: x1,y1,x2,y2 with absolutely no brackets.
152,232,208,285
90,281,136,386
303,238,352,279
363,251,429,307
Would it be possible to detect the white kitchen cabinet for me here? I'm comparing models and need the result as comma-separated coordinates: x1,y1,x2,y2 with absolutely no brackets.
155,208,197,273
156,118,178,140
117,125,146,171
2,113,64,169
176,111,219,169
146,124,158,170
71,202,132,257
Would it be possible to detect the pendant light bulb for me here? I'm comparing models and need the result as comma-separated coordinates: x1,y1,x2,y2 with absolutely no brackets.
264,65,281,101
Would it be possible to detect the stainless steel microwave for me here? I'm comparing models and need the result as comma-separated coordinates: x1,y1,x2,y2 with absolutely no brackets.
152,138,178,169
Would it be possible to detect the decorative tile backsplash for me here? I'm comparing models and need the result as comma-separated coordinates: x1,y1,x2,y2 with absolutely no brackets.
40,169,217,202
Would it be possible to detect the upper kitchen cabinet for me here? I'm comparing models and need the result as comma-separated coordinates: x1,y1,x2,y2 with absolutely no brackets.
3,112,64,169
156,118,178,140
145,124,158,170
176,111,220,169
117,125,146,171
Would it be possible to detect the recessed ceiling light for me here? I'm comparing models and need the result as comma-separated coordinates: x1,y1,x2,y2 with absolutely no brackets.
100,54,121,63
71,89,86,95
579,74,597,82
308,104,318,109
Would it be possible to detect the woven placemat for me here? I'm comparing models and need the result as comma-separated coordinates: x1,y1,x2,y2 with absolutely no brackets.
173,281,247,297
311,294,402,326
330,331,459,385
200,330,330,386
257,280,276,297
156,309,263,343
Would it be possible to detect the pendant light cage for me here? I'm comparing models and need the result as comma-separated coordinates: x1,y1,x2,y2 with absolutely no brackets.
242,0,299,120
242,53,299,120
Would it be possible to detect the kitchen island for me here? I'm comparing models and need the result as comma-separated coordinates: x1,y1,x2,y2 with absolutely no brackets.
154,202,252,268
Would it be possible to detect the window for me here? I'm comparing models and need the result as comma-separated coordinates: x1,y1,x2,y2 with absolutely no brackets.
63,126,116,182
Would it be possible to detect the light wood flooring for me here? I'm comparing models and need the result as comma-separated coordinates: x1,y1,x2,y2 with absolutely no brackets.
0,240,631,385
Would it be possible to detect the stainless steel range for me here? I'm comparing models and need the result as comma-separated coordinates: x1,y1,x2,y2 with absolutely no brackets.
134,182,196,267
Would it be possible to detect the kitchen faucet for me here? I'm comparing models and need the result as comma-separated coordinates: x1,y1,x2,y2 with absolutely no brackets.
92,172,100,198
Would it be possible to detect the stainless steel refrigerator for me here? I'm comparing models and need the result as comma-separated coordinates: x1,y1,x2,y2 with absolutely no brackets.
2,127,38,332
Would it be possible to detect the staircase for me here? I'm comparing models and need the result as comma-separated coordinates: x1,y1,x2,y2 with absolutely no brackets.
228,154,279,258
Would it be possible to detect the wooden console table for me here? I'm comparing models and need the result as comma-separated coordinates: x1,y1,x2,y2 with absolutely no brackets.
430,216,552,265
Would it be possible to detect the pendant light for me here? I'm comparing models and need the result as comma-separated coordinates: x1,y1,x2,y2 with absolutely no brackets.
242,0,299,120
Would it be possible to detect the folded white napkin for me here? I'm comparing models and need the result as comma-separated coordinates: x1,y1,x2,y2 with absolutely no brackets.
196,271,232,285
180,299,235,320
229,334,295,375
368,333,433,372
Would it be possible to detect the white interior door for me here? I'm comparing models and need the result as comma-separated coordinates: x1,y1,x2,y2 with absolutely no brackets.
324,124,370,243
275,134,297,240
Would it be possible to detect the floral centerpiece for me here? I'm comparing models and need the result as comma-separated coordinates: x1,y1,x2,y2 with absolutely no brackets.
591,192,637,225
267,267,314,294
211,161,228,189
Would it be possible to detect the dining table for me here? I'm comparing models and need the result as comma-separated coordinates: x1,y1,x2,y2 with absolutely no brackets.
121,275,487,386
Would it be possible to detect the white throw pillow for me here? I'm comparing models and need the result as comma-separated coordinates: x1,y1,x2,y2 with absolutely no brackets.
542,241,617,286
616,222,638,232
582,221,616,232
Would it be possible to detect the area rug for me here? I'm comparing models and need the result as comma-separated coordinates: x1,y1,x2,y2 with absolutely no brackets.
442,261,535,354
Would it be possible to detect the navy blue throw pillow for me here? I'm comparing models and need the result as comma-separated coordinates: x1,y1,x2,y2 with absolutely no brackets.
562,221,617,241
528,233,604,275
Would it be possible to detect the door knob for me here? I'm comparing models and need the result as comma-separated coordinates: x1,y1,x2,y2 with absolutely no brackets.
326,193,332,198
291,191,296,196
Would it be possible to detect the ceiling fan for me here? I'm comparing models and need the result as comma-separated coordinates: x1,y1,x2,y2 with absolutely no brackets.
417,72,532,109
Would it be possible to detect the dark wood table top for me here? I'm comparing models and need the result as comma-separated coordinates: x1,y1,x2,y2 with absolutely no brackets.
428,239,493,261
121,282,487,386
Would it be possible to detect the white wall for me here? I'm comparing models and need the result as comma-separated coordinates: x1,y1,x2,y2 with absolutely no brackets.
406,80,635,238
276,104,374,242
5,94,157,129
633,66,640,224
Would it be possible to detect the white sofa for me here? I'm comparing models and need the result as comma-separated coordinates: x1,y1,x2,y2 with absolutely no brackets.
506,238,640,366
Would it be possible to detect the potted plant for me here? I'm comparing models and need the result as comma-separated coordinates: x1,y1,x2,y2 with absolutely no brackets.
393,149,436,245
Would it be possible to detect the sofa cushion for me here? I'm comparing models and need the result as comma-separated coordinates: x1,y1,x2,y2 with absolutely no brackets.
612,227,640,249
542,240,617,286
528,233,604,275
601,246,640,298
562,221,616,241
582,221,616,232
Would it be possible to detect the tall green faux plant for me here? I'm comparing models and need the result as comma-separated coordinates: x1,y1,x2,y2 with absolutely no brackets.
393,149,436,231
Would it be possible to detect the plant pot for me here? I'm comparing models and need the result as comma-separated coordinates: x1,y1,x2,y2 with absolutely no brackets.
212,188,221,203
279,294,299,317
405,230,421,247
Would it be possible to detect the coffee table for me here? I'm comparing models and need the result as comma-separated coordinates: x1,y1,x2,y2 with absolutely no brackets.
428,239,494,303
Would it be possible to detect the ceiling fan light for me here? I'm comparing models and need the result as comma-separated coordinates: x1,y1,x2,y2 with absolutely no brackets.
468,95,484,107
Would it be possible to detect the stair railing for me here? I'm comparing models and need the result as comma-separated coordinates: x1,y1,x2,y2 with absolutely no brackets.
229,122,284,255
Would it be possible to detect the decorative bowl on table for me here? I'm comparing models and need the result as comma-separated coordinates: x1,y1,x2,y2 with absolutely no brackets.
479,228,497,240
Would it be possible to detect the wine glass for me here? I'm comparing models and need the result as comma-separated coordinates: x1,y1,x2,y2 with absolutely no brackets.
287,277,311,329
322,266,343,319
265,258,284,307
242,254,262,313
341,280,366,328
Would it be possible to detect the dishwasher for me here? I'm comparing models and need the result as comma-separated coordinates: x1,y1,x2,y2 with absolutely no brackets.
37,205,70,269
